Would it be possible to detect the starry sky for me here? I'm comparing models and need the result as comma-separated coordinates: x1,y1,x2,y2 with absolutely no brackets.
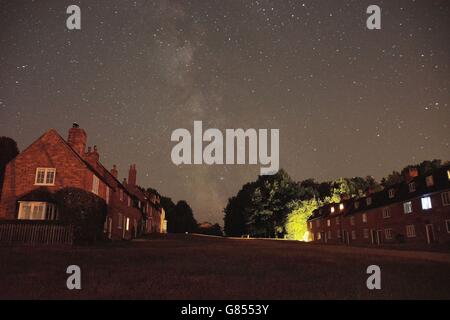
0,0,449,224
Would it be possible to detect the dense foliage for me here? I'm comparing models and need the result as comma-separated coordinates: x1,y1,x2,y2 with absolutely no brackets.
55,187,107,244
160,196,198,233
0,137,19,196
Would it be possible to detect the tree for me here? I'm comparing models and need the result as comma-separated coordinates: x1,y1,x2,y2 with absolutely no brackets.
174,200,198,233
285,199,320,241
0,137,19,196
223,181,256,236
55,187,107,244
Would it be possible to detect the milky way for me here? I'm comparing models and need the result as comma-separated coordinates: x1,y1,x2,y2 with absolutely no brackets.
0,0,449,224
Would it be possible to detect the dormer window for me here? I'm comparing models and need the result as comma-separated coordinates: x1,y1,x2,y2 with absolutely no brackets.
388,189,395,199
408,182,416,193
426,175,434,187
339,203,344,211
366,197,372,206
330,206,335,213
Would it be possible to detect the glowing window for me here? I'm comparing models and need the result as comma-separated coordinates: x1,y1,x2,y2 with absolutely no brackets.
330,206,335,213
339,203,344,211
421,197,432,210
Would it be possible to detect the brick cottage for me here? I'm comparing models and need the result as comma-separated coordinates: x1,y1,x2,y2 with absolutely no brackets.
0,124,166,240
307,166,450,246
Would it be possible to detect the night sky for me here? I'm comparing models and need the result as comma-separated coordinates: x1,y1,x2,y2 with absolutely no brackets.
0,0,449,224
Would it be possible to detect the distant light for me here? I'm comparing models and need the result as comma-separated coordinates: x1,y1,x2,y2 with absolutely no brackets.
339,203,344,211
330,207,335,213
421,197,432,210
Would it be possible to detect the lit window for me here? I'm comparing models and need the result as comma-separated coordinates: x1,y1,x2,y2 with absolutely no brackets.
92,175,99,195
446,220,450,234
330,206,335,213
442,191,450,206
351,230,356,240
106,186,110,204
34,168,56,185
421,196,432,210
447,170,450,180
384,228,393,240
350,216,355,226
406,225,416,238
126,218,130,231
327,219,331,227
339,203,344,211
402,201,412,214
362,213,367,223
382,207,391,218
317,233,321,240
388,189,395,198
366,197,372,206
408,182,416,193
425,175,434,187
354,201,359,209
18,202,57,220
363,228,369,239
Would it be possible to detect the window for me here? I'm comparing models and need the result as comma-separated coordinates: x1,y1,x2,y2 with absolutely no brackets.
445,220,450,234
34,168,56,185
425,175,434,187
366,197,372,206
118,213,123,229
408,182,416,193
339,203,344,211
336,230,341,238
330,206,335,213
126,217,130,231
362,213,367,223
421,196,432,210
327,219,331,227
442,191,450,206
317,233,321,240
92,175,99,195
382,207,391,218
354,201,359,209
447,170,450,180
119,189,123,201
335,216,340,225
388,189,395,198
363,228,369,239
350,216,355,226
351,230,356,240
327,230,332,240
18,202,57,220
406,225,416,238
384,228,393,240
403,201,413,214
106,186,110,204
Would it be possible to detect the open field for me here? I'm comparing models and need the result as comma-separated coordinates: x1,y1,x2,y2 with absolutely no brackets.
0,234,449,299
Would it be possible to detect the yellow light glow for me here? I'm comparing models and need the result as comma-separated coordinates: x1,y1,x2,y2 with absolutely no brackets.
339,203,344,211
330,207,335,213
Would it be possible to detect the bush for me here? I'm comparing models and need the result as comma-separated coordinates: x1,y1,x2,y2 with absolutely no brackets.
55,187,107,244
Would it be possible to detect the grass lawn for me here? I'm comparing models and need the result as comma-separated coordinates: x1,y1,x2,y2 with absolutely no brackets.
0,234,449,299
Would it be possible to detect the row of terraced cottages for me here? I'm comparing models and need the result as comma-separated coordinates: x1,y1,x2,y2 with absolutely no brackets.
307,166,450,246
0,123,167,241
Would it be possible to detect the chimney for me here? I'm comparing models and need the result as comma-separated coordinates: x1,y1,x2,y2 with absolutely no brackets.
111,165,118,178
404,167,419,183
128,164,137,187
67,123,87,155
84,145,99,164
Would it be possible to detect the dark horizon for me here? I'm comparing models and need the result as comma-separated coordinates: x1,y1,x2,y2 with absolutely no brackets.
1,0,449,224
